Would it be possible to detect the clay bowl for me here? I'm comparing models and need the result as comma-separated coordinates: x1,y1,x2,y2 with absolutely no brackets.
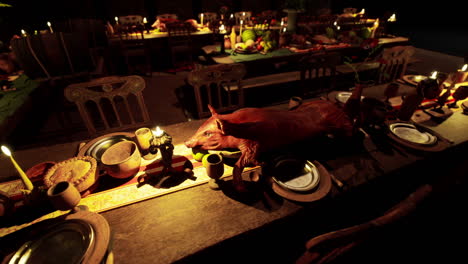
101,141,141,179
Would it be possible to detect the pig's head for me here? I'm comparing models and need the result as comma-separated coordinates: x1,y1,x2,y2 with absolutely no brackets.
184,105,231,150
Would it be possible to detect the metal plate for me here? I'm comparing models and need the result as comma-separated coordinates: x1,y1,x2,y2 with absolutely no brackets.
389,123,437,145
85,135,133,162
335,92,364,104
9,219,94,264
271,159,320,192
402,75,428,86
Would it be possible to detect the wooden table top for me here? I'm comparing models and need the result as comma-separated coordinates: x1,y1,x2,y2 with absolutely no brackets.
2,91,468,263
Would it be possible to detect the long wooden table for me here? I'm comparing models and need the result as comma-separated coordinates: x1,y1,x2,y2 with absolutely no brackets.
1,90,468,263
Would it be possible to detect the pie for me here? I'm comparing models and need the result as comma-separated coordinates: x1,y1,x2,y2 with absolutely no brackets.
44,156,98,192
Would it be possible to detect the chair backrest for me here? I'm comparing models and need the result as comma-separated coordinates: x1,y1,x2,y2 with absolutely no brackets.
64,75,151,136
376,45,415,84
119,15,144,25
198,12,218,26
166,21,194,69
187,64,246,118
234,11,252,25
299,52,341,97
156,14,178,20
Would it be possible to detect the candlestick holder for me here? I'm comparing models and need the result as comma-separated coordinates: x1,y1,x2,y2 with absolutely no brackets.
149,130,175,175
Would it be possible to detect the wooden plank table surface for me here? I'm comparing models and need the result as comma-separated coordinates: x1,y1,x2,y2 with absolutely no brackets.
1,90,468,263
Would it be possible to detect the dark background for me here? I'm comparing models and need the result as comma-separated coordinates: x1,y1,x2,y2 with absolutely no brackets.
0,0,466,57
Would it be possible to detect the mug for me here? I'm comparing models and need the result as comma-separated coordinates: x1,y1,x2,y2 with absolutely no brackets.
202,153,224,180
101,141,141,178
47,181,81,211
135,127,153,158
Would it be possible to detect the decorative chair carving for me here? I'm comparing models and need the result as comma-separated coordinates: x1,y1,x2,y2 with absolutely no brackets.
198,12,218,26
118,15,144,25
187,63,246,118
234,11,252,25
117,25,152,76
156,14,178,20
64,75,151,136
299,52,341,97
376,45,415,84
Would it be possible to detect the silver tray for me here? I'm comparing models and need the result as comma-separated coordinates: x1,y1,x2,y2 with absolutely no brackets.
389,123,437,145
85,135,133,161
9,219,94,264
272,159,320,192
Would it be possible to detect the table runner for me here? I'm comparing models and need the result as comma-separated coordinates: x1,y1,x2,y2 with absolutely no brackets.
0,144,255,237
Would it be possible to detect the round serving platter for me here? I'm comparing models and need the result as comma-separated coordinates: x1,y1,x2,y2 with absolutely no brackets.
388,122,437,145
77,132,135,161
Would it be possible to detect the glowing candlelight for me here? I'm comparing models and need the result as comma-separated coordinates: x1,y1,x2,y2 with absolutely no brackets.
230,14,234,19
280,19,284,27
388,13,396,22
143,17,147,24
21,29,26,37
336,26,341,31
219,24,226,34
358,9,365,15
242,12,246,17
240,20,243,35
371,18,379,38
114,16,119,24
200,13,204,25
153,126,164,137
47,21,53,33
1,145,34,192
430,71,438,79
333,21,338,27
283,27,287,33
461,64,468,72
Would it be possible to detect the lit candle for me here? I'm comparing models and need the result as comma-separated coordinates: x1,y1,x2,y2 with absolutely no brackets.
359,9,365,16
388,13,396,22
143,17,147,24
430,71,438,79
280,19,284,27
230,14,234,19
371,18,379,38
219,24,226,34
153,126,164,138
1,145,34,192
47,21,53,33
114,16,119,24
242,12,246,17
282,27,287,33
454,64,468,83
200,13,204,26
21,29,27,37
240,20,243,36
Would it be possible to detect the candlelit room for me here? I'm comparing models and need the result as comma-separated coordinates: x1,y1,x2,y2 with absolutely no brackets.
0,0,467,263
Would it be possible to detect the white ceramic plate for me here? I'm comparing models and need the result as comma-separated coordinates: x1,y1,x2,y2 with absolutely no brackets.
272,159,320,192
389,123,437,145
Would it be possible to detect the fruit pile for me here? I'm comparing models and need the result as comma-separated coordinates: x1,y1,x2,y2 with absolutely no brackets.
233,29,278,53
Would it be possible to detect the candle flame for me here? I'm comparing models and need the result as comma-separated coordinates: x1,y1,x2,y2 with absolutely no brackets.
230,14,234,19
388,13,396,22
333,21,337,26
242,12,245,16
21,29,26,35
283,27,287,33
240,20,243,25
430,71,438,79
359,9,365,15
47,21,51,27
337,26,341,30
143,17,147,24
115,16,118,22
462,64,468,71
153,126,164,137
219,24,225,32
201,13,204,18
280,20,284,26
1,145,11,156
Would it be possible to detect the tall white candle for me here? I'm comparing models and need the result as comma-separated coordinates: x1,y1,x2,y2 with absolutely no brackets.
47,21,53,33
115,16,119,24
200,13,204,26
240,20,243,36
1,146,34,192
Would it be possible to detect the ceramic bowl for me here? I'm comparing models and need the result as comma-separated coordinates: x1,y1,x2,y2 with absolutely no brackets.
101,141,141,179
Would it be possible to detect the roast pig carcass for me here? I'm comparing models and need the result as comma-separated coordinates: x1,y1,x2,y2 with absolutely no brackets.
185,99,355,192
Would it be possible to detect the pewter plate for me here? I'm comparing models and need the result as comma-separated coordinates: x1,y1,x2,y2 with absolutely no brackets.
85,135,133,162
9,219,94,264
272,159,320,192
402,75,428,86
389,123,437,145
335,92,364,104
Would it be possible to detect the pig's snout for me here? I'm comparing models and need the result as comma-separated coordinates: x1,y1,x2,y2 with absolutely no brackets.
184,138,197,148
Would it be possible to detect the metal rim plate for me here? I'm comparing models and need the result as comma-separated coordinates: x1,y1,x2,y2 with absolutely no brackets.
9,219,94,264
389,123,437,145
335,92,364,104
85,135,133,162
272,159,320,192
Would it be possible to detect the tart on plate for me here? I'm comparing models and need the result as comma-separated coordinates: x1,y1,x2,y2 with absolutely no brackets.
43,156,98,193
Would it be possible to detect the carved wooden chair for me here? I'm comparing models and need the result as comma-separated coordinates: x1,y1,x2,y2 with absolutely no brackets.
156,14,178,20
299,52,341,97
64,75,151,136
166,21,195,71
187,63,246,118
118,15,144,25
234,11,252,25
375,45,415,84
198,12,218,26
117,25,152,76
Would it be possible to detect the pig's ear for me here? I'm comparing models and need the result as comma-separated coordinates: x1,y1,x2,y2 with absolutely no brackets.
208,105,218,116
215,118,228,135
